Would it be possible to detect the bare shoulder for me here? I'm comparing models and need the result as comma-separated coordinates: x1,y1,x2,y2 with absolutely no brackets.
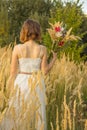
13,44,23,50
40,45,47,52
12,44,22,55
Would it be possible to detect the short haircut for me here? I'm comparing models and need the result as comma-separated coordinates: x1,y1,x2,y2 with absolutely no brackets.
20,19,41,43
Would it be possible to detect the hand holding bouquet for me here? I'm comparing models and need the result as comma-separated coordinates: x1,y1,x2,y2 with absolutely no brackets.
47,21,81,60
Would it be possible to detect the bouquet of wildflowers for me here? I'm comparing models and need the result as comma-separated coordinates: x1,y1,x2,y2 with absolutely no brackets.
47,21,81,60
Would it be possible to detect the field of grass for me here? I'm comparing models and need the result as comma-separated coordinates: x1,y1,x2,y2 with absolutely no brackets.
0,45,87,130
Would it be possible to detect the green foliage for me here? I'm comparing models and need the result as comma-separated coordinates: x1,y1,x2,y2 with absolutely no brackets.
81,14,87,44
0,0,54,46
42,33,52,51
7,0,53,43
43,0,87,62
60,41,84,63
0,0,10,46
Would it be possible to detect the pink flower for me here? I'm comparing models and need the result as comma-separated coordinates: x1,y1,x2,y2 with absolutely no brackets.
58,41,64,47
55,26,61,32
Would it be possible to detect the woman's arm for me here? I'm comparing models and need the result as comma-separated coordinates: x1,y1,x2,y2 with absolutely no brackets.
10,45,19,78
6,45,19,95
41,46,57,75
7,46,18,82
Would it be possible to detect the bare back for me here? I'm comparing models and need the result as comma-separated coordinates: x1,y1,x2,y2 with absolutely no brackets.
17,42,43,59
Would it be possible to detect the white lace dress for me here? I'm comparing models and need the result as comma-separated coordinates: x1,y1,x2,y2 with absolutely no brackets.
0,46,47,130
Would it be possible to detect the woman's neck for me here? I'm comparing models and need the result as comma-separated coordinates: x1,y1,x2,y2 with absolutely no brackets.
24,39,36,45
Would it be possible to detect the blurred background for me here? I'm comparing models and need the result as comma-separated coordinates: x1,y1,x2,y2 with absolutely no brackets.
0,1,87,130
0,0,87,62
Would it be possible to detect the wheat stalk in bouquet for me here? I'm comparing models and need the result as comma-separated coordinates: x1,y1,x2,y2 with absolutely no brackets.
47,21,81,61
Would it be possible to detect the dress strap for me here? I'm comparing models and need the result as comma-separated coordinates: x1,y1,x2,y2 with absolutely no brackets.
39,45,42,58
25,44,29,58
18,44,23,57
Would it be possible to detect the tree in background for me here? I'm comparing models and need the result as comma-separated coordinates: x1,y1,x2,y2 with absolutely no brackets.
0,0,10,46
0,0,53,46
80,14,87,60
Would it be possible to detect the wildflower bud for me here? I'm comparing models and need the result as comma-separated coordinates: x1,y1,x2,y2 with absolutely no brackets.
58,41,64,47
55,26,61,32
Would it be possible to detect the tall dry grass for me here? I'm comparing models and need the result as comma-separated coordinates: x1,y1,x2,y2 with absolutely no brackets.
45,54,87,130
0,45,87,130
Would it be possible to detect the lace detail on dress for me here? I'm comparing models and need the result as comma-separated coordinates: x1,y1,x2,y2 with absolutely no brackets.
18,58,42,73
17,44,42,73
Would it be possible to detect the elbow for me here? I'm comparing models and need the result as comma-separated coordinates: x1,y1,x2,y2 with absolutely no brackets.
43,71,48,75
42,67,49,75
44,68,49,75
10,69,18,77
10,71,17,79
